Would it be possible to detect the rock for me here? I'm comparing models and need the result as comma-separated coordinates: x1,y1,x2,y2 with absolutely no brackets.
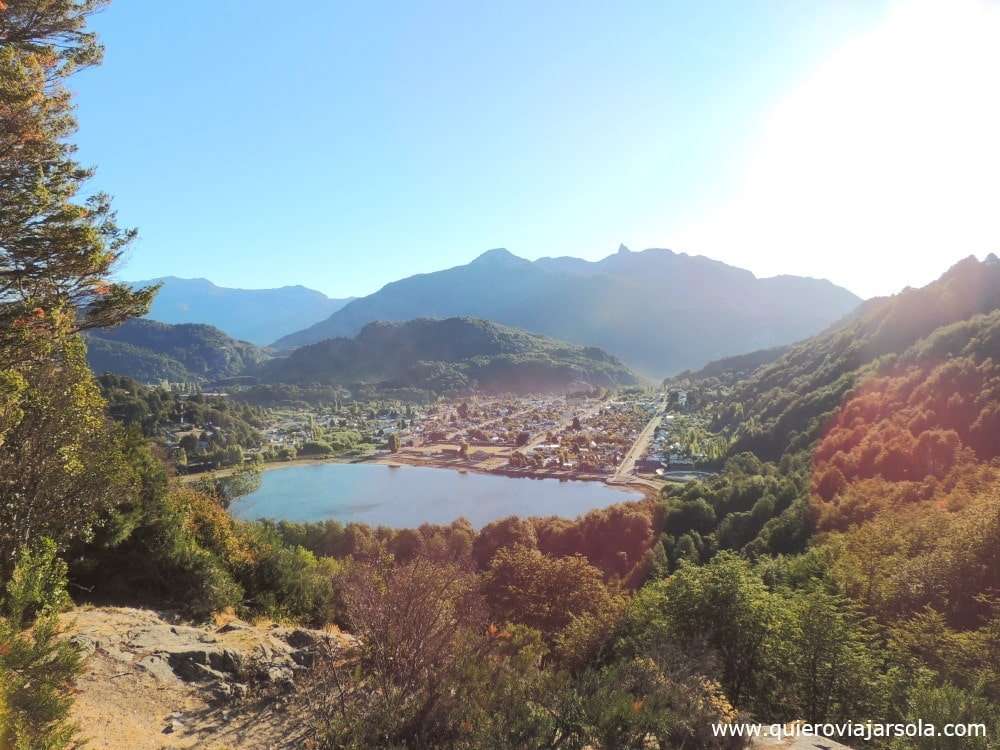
213,682,234,700
167,650,225,682
209,647,244,675
69,634,98,657
265,665,295,688
217,618,254,634
279,628,319,649
163,718,184,734
137,654,178,683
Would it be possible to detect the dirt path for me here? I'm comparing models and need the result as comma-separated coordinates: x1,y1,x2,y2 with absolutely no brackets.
61,606,354,750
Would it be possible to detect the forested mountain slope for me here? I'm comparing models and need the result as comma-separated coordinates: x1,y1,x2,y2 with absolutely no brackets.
85,319,270,383
272,246,860,376
261,317,639,394
647,255,1000,739
703,254,1000,460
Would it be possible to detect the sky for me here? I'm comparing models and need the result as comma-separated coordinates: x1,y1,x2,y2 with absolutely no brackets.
74,0,1000,300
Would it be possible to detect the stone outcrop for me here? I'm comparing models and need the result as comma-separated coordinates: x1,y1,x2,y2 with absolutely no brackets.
67,607,351,700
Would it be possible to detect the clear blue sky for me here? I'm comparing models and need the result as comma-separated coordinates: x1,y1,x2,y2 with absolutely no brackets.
74,1,1000,299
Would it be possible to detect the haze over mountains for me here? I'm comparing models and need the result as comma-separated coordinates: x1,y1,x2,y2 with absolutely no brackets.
128,277,354,345
271,246,862,376
260,317,638,395
84,316,636,395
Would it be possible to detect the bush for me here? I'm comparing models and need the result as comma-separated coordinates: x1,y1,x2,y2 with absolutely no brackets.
0,540,82,750
233,524,345,625
3,539,72,628
300,440,334,456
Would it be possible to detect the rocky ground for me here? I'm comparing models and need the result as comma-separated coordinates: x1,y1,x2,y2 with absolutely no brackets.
58,606,852,750
59,606,355,750
753,725,854,749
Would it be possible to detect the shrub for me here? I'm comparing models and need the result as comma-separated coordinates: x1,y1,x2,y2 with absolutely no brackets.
0,540,82,750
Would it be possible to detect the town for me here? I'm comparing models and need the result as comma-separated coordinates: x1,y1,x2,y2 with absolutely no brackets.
118,379,721,490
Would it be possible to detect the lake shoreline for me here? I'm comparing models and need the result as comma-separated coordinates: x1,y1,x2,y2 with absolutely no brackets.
189,453,660,502
228,461,650,528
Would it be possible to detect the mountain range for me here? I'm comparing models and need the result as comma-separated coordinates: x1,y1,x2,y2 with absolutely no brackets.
84,316,637,395
127,277,354,345
260,317,639,395
270,246,861,376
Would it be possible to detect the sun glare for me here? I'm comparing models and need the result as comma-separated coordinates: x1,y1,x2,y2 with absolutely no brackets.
672,0,1000,298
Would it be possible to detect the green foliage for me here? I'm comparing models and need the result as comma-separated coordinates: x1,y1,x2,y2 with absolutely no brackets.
0,0,155,349
300,439,334,456
193,461,263,507
893,682,998,750
3,539,71,629
623,553,789,713
0,336,137,572
85,318,270,384
0,540,83,750
698,256,1000,461
232,524,345,626
98,373,266,452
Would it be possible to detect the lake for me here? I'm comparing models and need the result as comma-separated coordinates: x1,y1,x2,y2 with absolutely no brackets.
230,462,643,528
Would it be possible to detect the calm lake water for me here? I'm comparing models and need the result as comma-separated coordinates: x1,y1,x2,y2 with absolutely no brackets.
230,462,642,528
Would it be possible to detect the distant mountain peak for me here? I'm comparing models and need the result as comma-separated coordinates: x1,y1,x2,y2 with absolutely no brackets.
126,277,354,345
273,246,860,375
470,248,527,267
617,243,631,254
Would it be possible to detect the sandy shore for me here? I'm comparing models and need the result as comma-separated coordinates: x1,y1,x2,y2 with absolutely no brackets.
183,450,661,502
179,454,365,482
372,453,661,500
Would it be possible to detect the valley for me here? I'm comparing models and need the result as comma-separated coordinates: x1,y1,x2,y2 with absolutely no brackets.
6,4,1000,750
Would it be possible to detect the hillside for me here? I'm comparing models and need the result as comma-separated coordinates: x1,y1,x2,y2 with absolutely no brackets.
261,317,639,394
129,277,354,345
85,319,270,383
272,246,861,376
691,253,1000,460
645,256,1000,739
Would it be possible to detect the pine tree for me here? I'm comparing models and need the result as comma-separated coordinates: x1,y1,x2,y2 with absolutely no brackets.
1,1,151,567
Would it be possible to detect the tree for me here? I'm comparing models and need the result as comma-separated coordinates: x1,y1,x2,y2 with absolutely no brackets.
0,0,155,352
787,588,881,723
387,432,401,452
0,337,135,570
625,552,790,713
482,545,612,639
317,555,488,747
0,539,83,750
193,460,262,507
1,0,152,572
472,516,538,569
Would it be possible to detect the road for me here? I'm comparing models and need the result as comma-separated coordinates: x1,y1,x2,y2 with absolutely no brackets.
609,400,664,487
